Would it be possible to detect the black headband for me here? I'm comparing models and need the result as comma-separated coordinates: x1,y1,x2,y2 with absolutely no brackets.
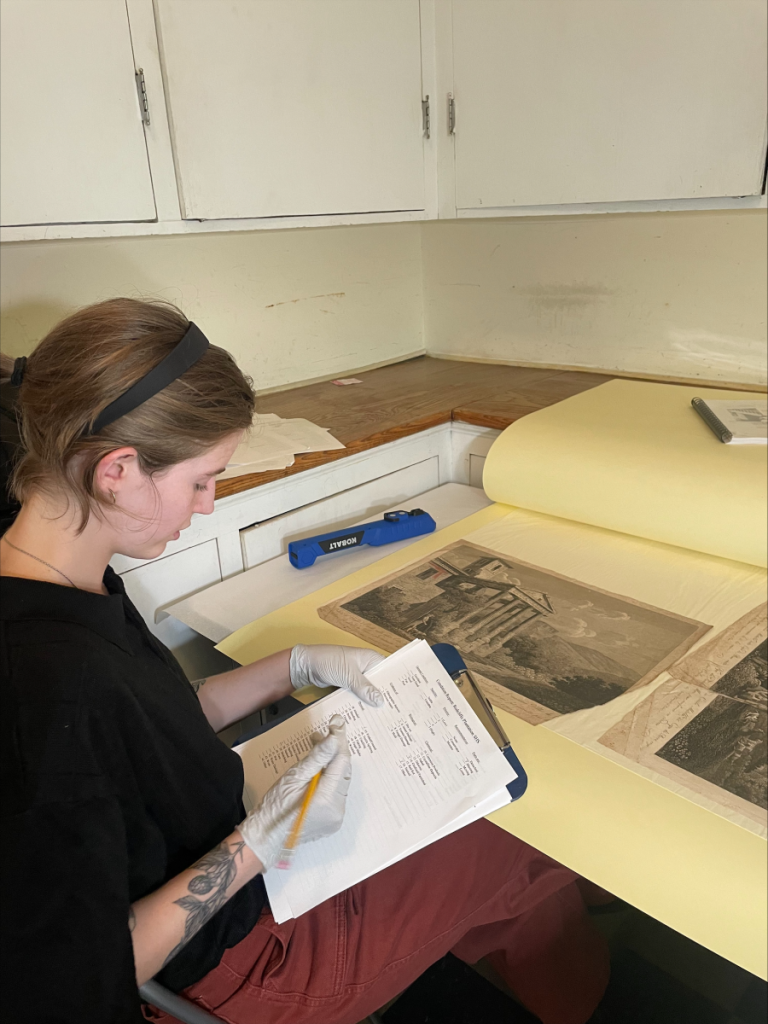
84,322,210,436
10,356,27,387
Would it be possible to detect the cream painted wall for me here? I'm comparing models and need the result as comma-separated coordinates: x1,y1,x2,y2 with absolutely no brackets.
0,222,424,392
422,210,767,386
1,210,765,391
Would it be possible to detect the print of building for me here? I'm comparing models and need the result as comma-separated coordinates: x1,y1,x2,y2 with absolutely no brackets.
404,555,554,653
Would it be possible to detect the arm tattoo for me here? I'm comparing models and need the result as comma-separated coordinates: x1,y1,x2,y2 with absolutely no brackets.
161,839,246,968
190,677,208,694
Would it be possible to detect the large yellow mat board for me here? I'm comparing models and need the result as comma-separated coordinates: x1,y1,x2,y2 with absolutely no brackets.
218,505,767,979
483,380,767,567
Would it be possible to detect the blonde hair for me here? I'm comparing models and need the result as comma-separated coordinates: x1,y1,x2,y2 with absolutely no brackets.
11,298,255,529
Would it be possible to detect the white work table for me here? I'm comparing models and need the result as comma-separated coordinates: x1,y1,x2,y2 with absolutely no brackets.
167,483,492,644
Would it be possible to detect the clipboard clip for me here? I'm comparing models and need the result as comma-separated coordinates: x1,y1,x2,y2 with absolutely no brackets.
431,644,528,802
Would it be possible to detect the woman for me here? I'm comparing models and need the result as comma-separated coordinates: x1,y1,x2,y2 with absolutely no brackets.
0,299,609,1024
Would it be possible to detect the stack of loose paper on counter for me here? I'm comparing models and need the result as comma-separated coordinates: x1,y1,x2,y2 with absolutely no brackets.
219,413,345,480
234,640,516,923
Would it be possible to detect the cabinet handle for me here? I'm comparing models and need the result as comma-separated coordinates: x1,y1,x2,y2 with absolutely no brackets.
448,93,456,135
422,96,430,139
135,68,150,126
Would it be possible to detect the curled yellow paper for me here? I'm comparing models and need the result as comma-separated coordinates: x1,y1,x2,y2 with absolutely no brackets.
483,379,767,568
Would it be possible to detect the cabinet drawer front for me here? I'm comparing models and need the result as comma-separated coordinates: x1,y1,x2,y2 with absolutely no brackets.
240,457,439,569
119,539,235,679
469,454,487,490
119,539,222,625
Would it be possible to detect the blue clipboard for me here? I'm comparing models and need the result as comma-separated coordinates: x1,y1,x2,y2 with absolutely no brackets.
431,643,528,802
235,643,528,803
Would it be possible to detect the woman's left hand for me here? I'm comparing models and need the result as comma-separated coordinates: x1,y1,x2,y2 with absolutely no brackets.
289,644,385,707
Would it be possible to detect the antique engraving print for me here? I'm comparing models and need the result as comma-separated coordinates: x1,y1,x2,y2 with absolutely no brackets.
599,603,767,833
725,404,767,424
319,540,710,724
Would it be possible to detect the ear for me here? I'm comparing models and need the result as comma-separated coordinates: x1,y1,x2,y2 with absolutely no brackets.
93,447,140,498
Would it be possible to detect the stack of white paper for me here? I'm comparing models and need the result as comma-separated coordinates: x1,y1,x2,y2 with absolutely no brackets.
701,399,767,445
219,413,345,479
234,640,516,923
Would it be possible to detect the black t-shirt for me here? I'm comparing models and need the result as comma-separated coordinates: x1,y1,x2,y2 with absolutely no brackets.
0,568,266,1023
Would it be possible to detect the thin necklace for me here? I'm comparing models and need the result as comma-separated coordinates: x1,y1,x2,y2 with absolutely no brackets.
1,534,80,589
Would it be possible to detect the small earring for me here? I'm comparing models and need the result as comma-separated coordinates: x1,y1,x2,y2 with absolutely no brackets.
109,490,117,504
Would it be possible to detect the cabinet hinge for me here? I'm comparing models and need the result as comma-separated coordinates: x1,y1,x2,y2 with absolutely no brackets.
422,95,430,138
135,68,150,126
447,93,456,135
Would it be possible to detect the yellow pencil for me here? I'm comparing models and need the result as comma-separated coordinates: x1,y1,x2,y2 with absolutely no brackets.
276,771,322,870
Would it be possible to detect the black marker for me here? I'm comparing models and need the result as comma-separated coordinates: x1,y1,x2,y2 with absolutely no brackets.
691,397,733,444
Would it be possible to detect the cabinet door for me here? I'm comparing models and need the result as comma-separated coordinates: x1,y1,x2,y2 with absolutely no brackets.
118,538,228,679
0,0,156,226
156,0,425,219
452,0,768,209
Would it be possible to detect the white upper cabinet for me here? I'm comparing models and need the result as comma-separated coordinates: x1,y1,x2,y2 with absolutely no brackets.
0,0,156,226
155,0,426,220
450,0,768,210
1,0,764,240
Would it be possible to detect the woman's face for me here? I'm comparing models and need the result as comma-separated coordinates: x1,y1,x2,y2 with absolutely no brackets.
108,431,243,560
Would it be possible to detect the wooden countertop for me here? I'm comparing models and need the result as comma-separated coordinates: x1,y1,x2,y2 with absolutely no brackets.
216,357,614,498
216,356,764,499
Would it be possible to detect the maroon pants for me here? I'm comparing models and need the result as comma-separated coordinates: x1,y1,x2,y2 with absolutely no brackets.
145,819,609,1024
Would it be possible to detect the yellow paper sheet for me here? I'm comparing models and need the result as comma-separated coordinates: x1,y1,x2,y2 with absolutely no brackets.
218,504,767,978
483,380,767,567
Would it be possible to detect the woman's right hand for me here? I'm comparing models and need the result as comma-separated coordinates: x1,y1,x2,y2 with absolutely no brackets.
236,715,351,872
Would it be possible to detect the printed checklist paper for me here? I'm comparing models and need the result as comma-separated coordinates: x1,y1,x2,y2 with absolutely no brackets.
234,640,516,922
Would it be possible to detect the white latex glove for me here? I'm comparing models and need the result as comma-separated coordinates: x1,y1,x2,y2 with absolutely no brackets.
237,715,351,872
289,644,385,707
